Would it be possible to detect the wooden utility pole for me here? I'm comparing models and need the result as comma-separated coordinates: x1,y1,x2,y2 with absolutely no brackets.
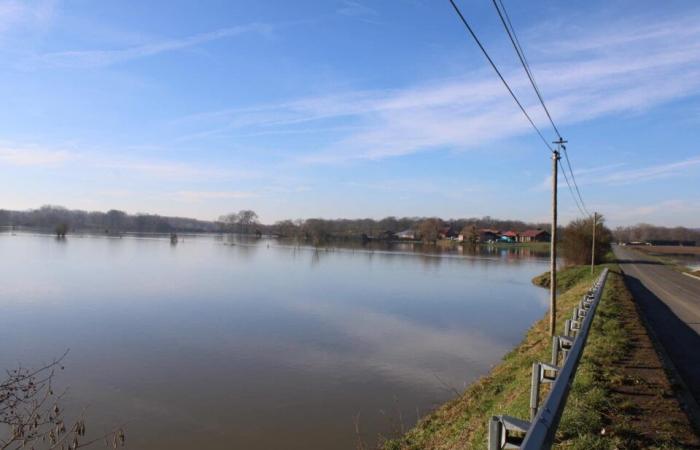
591,212,597,274
550,140,564,336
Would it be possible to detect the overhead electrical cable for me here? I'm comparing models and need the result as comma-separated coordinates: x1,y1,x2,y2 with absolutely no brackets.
447,0,554,152
490,0,591,216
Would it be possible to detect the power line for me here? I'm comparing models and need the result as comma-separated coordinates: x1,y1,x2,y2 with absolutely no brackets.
491,0,561,139
491,0,591,217
447,0,553,152
561,145,591,216
559,158,588,217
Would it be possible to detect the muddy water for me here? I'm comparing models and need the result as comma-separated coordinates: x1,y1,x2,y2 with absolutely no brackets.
0,232,548,449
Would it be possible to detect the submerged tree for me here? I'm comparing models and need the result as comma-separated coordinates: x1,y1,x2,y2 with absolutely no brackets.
0,352,125,450
54,223,68,238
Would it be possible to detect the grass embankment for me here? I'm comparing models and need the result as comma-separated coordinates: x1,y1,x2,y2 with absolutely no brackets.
384,264,698,449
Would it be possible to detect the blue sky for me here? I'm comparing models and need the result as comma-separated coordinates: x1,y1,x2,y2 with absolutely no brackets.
1,0,699,226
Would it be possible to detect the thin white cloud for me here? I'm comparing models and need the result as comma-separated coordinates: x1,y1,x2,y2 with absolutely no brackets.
26,23,273,68
175,190,259,201
0,0,55,35
0,147,73,166
337,1,378,18
535,156,700,190
593,156,700,185
171,11,700,166
0,142,261,181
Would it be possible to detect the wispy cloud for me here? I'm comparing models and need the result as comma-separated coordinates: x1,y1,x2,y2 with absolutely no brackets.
535,156,700,190
172,11,700,166
0,142,261,181
0,146,73,166
25,22,273,68
0,0,55,35
174,190,259,201
337,1,380,24
593,156,700,185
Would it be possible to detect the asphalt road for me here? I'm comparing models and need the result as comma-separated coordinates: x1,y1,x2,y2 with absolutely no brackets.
614,244,700,407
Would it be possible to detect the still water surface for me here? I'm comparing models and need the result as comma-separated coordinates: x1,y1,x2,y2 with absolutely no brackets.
0,232,549,449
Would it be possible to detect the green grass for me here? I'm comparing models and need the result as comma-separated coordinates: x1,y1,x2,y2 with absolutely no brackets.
532,265,596,292
382,264,687,450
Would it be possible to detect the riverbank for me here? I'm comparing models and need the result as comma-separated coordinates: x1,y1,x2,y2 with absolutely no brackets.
383,264,699,449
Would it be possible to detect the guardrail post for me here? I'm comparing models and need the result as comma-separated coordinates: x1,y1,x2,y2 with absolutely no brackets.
551,335,574,366
488,416,502,450
530,362,559,420
551,336,559,366
488,415,531,449
529,362,539,421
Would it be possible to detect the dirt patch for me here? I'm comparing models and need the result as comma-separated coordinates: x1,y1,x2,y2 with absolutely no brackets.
605,271,700,448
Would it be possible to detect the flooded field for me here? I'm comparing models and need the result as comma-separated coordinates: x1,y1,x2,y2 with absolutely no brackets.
0,232,549,449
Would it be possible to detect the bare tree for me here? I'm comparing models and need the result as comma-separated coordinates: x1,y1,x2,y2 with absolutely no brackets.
562,215,612,265
460,224,479,246
418,218,442,243
236,210,259,234
0,352,124,450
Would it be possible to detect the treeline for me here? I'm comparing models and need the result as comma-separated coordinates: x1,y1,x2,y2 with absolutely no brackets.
0,205,219,233
1,206,551,240
270,216,549,242
613,224,700,244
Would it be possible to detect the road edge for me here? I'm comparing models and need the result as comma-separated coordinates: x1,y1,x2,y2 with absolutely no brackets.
618,263,700,434
683,271,700,282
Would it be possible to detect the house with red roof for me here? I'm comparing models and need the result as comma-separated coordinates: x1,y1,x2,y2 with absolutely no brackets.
518,229,551,243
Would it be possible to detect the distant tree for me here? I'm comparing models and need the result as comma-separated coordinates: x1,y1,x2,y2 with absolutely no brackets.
418,218,442,243
461,224,479,246
301,219,333,244
378,216,399,233
562,215,613,265
273,220,299,238
106,209,128,231
55,223,68,238
613,223,700,244
237,210,259,234
218,210,258,234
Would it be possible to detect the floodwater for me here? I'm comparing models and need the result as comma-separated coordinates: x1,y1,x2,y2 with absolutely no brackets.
0,232,549,449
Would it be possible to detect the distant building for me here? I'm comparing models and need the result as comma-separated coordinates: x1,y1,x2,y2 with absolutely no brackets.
518,229,551,243
377,230,398,241
439,225,457,239
397,229,417,240
502,230,519,240
479,229,501,242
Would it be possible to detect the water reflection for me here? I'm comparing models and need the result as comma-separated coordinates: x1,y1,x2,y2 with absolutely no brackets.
0,232,548,450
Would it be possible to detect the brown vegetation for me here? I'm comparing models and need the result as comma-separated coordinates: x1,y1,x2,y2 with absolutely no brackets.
561,215,612,265
0,352,125,450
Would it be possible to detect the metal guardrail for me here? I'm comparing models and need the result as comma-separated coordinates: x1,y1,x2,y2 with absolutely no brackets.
488,268,609,450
